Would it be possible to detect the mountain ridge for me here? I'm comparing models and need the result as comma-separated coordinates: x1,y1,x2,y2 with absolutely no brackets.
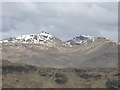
1,31,119,46
0,31,119,68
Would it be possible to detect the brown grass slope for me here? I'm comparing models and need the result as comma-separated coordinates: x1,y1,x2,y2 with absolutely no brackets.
2,60,119,88
1,38,118,68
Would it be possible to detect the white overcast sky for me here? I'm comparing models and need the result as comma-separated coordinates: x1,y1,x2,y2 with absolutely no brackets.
1,2,118,41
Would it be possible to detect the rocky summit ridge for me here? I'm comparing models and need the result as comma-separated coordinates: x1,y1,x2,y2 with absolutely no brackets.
1,31,53,44
1,31,118,46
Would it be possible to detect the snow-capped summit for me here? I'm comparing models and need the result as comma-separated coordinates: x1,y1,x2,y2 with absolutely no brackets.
73,35,94,40
2,31,53,44
67,35,95,45
40,31,52,39
16,31,52,40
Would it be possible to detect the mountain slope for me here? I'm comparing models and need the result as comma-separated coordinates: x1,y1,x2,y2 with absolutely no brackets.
2,60,119,88
0,32,118,68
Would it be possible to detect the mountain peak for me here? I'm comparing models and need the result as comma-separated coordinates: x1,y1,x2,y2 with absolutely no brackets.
2,31,53,44
40,31,52,39
73,34,94,40
1,32,119,46
66,34,95,45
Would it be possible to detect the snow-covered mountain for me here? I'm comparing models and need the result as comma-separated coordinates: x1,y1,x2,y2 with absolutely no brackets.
66,35,95,45
73,35,94,40
2,31,53,44
1,32,119,47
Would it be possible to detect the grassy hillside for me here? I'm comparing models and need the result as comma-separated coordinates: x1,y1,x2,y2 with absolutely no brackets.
2,60,119,88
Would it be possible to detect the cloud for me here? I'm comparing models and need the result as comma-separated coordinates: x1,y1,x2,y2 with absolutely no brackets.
1,2,118,41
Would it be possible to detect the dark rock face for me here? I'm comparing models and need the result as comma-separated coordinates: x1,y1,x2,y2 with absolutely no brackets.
78,73,102,80
75,69,102,80
39,70,68,84
55,73,64,78
74,69,87,73
69,41,85,45
113,73,120,76
2,65,37,74
55,78,67,84
73,36,88,40
16,80,19,82
54,73,68,84
106,79,120,88
38,69,54,77
39,71,47,76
